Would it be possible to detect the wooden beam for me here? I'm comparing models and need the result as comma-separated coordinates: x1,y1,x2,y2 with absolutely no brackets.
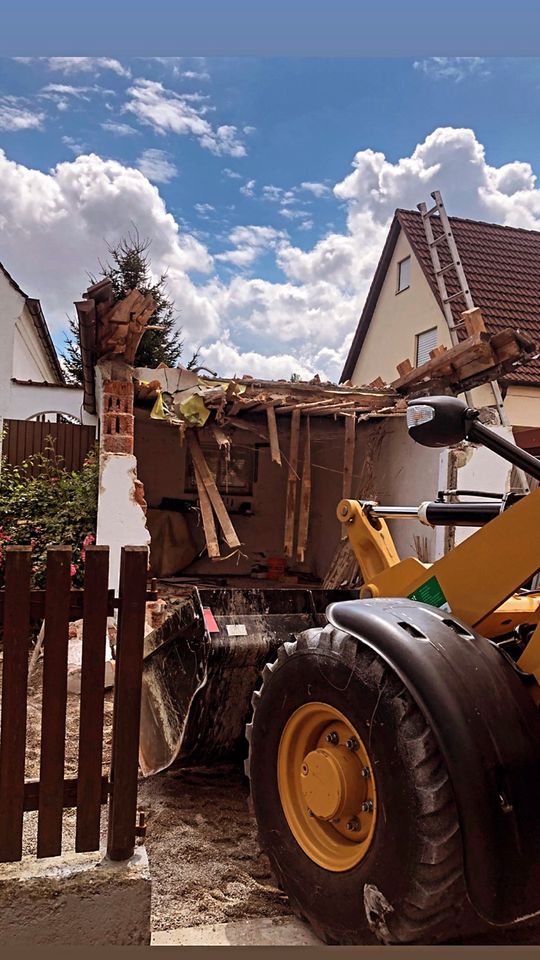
342,415,356,501
188,432,241,550
392,337,493,391
396,358,413,377
429,345,448,360
283,409,301,558
296,419,311,563
193,461,220,558
266,405,282,465
461,307,486,338
369,377,385,388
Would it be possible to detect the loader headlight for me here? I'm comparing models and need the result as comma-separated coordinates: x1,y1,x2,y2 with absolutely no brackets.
406,404,435,429
407,396,472,448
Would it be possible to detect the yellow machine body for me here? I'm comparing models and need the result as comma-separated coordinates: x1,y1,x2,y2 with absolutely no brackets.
338,492,540,684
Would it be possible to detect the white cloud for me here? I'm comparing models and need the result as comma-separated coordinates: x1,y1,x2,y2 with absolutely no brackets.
101,120,138,136
0,149,216,344
0,96,44,131
197,331,314,381
223,167,242,179
413,58,490,83
3,127,540,385
279,207,311,221
125,79,246,157
41,57,131,77
136,148,178,183
261,184,283,202
194,202,216,218
300,181,329,197
240,178,256,197
40,83,114,111
41,84,92,98
181,70,210,81
62,135,85,156
216,225,287,266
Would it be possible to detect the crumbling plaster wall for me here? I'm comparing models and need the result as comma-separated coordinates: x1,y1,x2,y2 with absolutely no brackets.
134,411,380,581
95,361,150,592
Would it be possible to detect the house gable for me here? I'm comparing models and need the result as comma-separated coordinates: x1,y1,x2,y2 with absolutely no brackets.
0,262,64,385
347,224,448,387
13,303,60,382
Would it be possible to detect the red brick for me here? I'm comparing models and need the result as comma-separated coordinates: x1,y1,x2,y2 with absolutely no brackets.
102,380,134,415
103,434,134,455
102,412,134,437
133,479,147,512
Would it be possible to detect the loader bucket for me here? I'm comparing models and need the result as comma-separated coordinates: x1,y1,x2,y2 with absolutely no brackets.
139,586,355,776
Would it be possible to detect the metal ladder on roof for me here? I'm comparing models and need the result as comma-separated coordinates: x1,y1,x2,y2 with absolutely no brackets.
418,189,509,422
418,189,528,489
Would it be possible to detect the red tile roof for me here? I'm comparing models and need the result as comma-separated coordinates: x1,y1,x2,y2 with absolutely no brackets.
341,209,540,386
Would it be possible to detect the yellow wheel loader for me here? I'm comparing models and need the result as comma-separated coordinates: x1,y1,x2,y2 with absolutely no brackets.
142,395,540,944
245,396,540,945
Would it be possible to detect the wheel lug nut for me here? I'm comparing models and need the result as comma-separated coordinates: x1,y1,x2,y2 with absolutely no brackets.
361,766,370,778
346,818,360,832
361,800,374,813
345,737,359,751
325,731,339,745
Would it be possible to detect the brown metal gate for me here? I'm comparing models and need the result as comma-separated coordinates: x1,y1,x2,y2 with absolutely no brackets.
0,544,151,862
2,419,96,473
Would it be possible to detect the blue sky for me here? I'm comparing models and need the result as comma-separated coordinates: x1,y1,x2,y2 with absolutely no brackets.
2,56,540,380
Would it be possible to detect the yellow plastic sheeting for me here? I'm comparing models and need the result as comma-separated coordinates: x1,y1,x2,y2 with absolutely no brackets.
179,393,210,426
150,390,166,420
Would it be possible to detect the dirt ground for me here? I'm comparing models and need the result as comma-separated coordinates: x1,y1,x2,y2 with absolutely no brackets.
17,660,540,944
22,661,289,931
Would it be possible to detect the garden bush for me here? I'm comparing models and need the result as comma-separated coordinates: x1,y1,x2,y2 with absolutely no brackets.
0,442,99,588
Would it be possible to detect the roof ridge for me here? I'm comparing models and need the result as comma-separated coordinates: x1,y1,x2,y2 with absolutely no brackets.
396,207,540,237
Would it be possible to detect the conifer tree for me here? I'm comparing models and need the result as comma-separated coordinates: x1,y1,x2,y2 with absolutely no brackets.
62,230,185,383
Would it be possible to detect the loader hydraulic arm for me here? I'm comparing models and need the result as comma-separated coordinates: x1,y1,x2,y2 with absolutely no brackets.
338,394,540,655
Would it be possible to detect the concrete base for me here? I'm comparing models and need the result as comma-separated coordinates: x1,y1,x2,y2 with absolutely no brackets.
0,846,151,945
152,915,323,946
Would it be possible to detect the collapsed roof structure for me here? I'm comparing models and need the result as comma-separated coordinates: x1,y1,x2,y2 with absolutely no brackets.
75,276,536,588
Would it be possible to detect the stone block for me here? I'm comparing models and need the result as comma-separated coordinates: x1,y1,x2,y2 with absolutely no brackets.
0,846,151,945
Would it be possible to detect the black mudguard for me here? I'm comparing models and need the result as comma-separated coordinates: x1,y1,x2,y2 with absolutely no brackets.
326,597,540,927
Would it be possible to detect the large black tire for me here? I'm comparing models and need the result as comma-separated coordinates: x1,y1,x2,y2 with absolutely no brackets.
246,625,478,945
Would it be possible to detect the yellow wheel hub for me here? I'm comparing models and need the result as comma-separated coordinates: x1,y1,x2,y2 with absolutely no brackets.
277,702,376,872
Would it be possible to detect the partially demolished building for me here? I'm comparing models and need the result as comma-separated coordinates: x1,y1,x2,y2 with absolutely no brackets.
75,279,536,595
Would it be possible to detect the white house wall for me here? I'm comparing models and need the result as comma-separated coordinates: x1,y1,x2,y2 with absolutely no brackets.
12,308,56,383
8,380,94,424
347,229,540,429
351,231,451,387
369,417,449,563
0,272,23,428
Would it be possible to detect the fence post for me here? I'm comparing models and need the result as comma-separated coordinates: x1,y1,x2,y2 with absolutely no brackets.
37,546,72,858
107,546,148,861
0,547,32,862
76,546,110,853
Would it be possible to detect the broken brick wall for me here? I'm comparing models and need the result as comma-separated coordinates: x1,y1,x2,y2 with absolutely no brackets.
95,360,150,592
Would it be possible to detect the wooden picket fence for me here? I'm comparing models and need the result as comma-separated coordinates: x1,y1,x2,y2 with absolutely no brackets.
0,544,153,863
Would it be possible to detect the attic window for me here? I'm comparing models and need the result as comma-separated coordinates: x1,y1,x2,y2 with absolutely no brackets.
416,327,438,367
397,256,411,293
